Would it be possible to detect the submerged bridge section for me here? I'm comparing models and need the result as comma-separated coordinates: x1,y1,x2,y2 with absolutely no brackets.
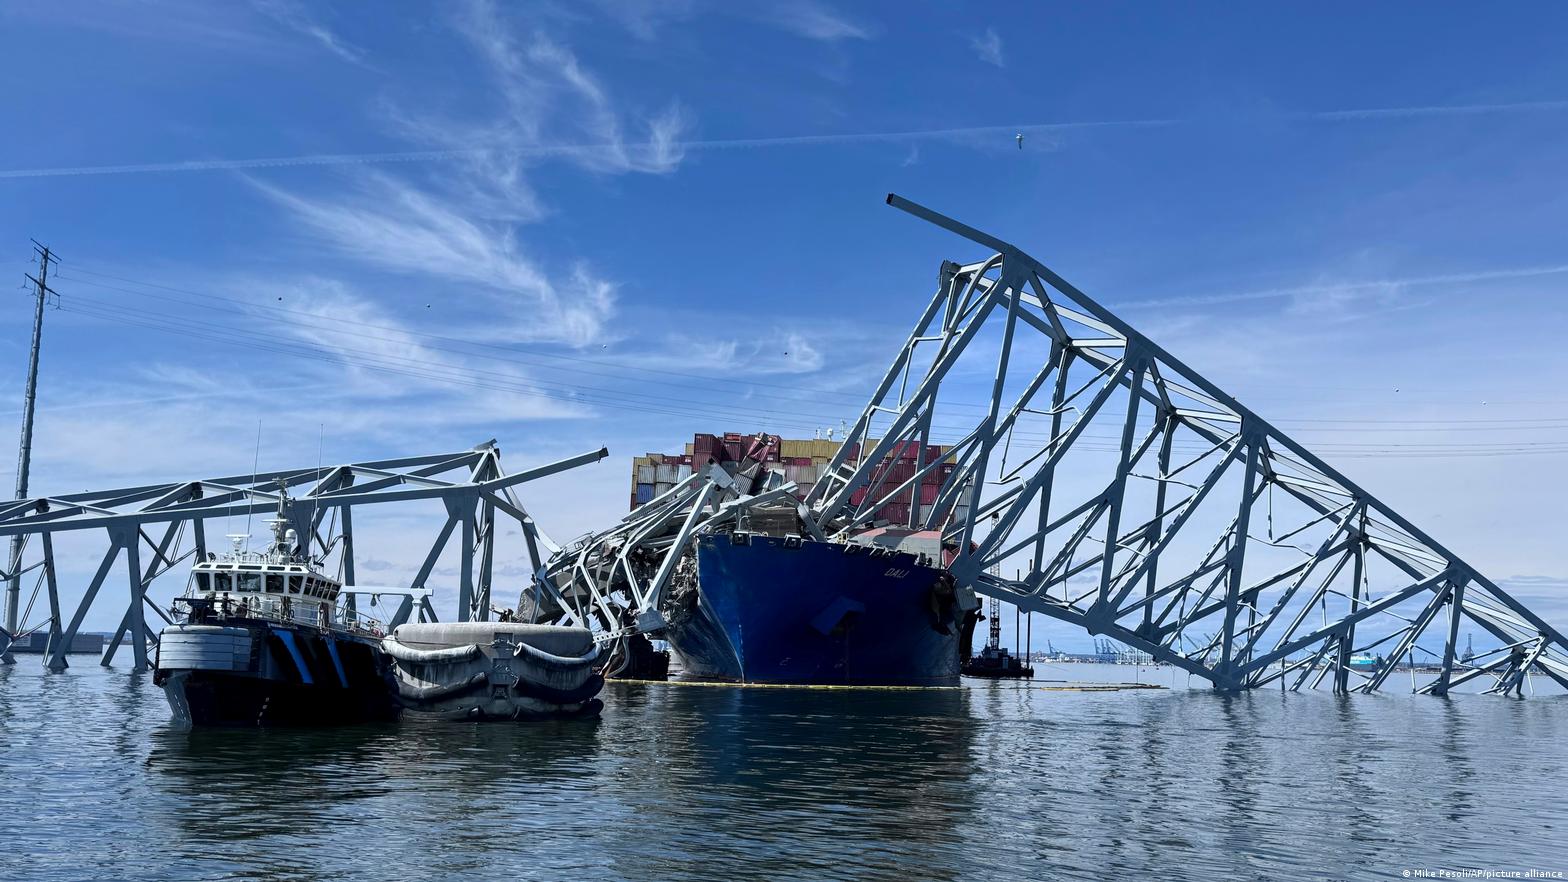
807,195,1568,695
0,442,604,671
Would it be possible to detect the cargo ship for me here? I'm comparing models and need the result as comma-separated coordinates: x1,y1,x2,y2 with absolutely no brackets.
560,431,979,686
659,531,967,685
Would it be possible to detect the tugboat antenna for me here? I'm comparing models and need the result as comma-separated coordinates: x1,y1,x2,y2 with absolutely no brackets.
242,417,262,551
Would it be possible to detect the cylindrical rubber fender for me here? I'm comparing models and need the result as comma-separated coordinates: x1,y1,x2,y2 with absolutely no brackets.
397,671,489,702
382,638,482,665
514,672,605,705
512,639,602,670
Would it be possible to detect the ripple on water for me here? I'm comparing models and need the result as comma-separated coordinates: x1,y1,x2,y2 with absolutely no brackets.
1,664,1566,881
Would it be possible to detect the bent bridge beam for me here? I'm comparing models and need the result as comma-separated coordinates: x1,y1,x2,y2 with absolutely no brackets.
806,194,1568,695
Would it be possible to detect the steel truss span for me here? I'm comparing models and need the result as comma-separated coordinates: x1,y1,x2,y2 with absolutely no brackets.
805,194,1568,695
0,442,604,671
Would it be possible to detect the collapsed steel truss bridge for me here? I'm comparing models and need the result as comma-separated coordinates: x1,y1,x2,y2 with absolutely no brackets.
806,195,1568,695
3,196,1563,697
536,195,1568,696
0,443,603,671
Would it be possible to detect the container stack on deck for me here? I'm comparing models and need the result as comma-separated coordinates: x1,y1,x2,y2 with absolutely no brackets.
631,432,967,527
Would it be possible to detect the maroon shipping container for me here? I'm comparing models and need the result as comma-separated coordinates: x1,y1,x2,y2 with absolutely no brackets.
879,503,911,523
921,483,938,505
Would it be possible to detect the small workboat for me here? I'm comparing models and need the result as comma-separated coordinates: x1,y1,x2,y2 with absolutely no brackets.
154,497,399,726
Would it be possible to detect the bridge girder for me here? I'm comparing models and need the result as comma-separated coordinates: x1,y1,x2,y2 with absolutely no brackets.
0,442,605,671
805,194,1568,695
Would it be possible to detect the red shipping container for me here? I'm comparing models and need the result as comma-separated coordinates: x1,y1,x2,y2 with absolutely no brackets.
921,483,938,504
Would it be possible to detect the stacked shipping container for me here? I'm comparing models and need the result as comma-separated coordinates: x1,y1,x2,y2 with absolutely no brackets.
631,431,964,527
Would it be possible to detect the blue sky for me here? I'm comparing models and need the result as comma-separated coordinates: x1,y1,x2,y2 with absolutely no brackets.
1,1,1565,642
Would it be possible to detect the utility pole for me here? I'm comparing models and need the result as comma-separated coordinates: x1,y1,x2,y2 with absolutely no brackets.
4,243,56,648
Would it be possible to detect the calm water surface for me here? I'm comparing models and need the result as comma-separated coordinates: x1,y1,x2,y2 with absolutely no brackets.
2,661,1565,881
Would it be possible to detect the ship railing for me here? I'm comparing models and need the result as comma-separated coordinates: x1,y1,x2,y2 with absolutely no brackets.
172,594,391,638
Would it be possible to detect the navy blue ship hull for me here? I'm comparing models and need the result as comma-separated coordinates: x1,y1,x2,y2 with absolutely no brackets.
665,535,962,686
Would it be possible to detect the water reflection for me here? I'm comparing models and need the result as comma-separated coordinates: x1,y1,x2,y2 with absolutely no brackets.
3,665,1567,882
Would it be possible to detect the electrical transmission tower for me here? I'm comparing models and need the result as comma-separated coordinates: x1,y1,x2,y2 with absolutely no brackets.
2,243,56,663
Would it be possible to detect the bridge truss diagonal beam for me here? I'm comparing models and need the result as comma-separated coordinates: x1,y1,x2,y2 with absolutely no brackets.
0,441,605,671
805,193,1568,695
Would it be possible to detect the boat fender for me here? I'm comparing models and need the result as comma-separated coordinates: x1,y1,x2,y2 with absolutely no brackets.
381,638,482,664
512,639,603,670
397,671,489,701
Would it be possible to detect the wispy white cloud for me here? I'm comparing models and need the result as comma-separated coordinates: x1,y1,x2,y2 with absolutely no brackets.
617,331,826,376
250,0,366,65
249,174,618,347
751,1,872,41
970,27,1004,67
247,0,692,348
1116,263,1568,311
589,0,698,40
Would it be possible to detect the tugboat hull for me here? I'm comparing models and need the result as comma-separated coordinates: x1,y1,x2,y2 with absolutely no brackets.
154,624,399,727
161,670,400,726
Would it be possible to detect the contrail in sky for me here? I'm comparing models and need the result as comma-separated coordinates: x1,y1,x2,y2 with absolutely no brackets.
1122,264,1568,310
2,99,1566,180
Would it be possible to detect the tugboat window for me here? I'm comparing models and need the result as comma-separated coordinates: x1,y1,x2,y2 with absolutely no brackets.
267,574,286,594
210,573,231,592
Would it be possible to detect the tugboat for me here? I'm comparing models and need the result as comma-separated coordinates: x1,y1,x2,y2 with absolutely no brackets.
153,496,400,726
960,597,1034,679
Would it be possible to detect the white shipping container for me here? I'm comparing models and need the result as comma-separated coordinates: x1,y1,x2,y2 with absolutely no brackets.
637,465,656,484
677,464,693,481
655,464,678,483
